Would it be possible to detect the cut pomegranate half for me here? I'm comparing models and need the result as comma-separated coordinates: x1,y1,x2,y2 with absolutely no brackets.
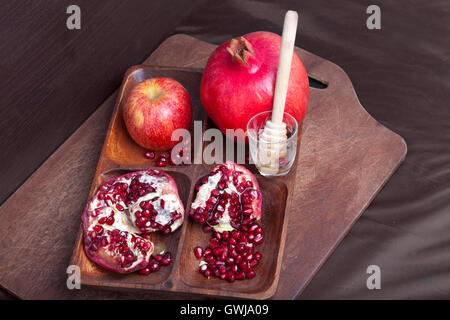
82,169,184,274
188,161,264,282
188,161,262,232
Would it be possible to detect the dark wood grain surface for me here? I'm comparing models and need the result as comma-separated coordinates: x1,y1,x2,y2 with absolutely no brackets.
0,0,201,206
0,34,405,299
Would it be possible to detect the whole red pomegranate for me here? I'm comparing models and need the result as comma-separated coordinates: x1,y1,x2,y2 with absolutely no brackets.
123,78,192,151
200,31,309,140
82,169,184,274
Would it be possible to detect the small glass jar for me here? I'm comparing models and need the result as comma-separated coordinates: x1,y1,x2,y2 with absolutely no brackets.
247,111,298,176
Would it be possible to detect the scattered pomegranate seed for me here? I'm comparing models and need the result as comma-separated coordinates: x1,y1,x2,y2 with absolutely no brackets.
193,246,204,259
144,151,155,159
155,156,168,167
202,225,212,233
160,252,172,266
138,267,151,275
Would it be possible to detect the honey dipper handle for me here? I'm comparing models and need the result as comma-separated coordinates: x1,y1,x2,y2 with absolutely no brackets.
272,10,298,124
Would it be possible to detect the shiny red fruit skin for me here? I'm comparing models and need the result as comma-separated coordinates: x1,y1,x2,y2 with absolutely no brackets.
200,31,309,141
123,78,192,151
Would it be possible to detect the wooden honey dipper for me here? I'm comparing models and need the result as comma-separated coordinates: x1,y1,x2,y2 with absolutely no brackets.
258,10,298,174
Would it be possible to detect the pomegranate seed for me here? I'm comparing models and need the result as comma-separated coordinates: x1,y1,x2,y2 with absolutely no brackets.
225,271,235,283
160,252,172,266
193,246,203,259
253,234,263,245
245,270,256,279
148,261,160,272
106,216,115,225
155,156,168,167
212,247,224,257
138,267,150,275
232,231,241,240
93,225,103,235
254,252,262,261
202,225,212,233
144,151,155,159
236,271,246,280
218,265,226,274
239,261,251,273
249,259,258,268
199,264,208,273
209,238,219,249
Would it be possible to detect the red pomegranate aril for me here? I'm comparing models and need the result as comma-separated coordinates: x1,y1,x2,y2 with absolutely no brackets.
199,264,208,273
148,261,160,272
138,267,151,275
212,247,224,257
253,234,263,245
160,252,172,266
239,261,251,273
153,254,163,262
236,272,246,280
98,217,107,224
249,259,258,268
144,151,155,159
204,248,212,256
254,252,262,261
244,253,253,262
155,156,168,167
225,271,235,283
193,246,204,259
245,270,256,279
232,231,241,240
106,216,115,225
93,225,104,235
209,238,219,249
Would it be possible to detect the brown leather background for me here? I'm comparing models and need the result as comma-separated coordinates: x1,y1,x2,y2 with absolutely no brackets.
1,0,449,299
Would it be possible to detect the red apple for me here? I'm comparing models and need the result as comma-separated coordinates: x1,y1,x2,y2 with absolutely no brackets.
123,78,192,151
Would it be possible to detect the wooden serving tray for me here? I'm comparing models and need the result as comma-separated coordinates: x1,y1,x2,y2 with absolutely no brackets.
71,65,299,299
67,34,407,300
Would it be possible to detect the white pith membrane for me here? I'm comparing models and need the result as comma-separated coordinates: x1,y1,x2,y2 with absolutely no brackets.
83,170,184,273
